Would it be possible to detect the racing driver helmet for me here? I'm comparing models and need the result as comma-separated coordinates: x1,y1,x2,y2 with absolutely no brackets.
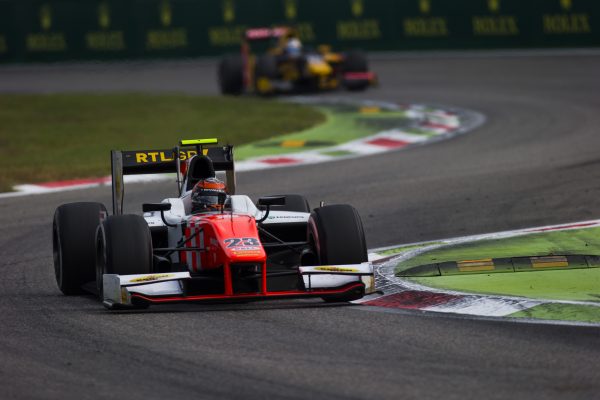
285,37,302,57
191,177,227,213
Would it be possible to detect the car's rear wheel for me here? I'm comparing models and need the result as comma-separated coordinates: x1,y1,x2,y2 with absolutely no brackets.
53,202,106,295
343,50,369,91
308,204,368,302
218,54,244,95
96,214,153,298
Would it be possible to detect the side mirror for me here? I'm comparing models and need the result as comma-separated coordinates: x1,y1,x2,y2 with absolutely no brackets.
256,196,286,223
257,196,286,207
143,203,172,213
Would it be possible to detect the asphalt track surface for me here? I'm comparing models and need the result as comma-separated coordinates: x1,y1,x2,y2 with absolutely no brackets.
1,53,600,399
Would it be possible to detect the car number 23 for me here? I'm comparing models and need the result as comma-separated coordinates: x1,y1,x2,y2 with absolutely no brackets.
224,237,261,248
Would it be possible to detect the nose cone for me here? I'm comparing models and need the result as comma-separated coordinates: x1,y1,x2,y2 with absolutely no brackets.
211,214,266,262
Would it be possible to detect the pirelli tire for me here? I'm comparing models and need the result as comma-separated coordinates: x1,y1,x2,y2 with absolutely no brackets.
308,204,368,302
95,214,153,299
218,54,244,95
53,202,107,295
342,50,369,91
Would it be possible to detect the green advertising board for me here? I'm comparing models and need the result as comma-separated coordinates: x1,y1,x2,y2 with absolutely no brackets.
0,1,15,61
81,1,132,58
0,0,598,62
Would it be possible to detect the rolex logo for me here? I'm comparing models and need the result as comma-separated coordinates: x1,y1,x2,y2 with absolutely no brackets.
560,0,572,11
351,0,363,18
419,0,431,14
160,0,172,27
40,4,52,31
98,1,110,29
223,0,235,23
488,0,500,13
284,0,297,20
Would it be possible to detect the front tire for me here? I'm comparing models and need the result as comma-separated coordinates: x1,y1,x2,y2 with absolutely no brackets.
308,204,368,302
53,202,106,295
96,214,153,297
254,54,278,95
343,51,369,91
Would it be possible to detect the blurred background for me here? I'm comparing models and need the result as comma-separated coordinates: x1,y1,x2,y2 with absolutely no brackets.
2,3,600,399
0,0,598,63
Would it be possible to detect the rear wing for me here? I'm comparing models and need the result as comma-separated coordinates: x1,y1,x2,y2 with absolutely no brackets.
111,139,235,215
244,27,288,41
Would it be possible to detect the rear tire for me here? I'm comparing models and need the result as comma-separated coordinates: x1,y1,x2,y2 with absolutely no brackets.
343,51,369,91
308,204,368,302
53,202,106,295
96,214,153,297
218,55,244,95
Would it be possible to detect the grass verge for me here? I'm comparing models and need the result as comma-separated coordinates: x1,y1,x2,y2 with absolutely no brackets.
393,227,600,303
395,227,600,274
0,93,325,192
509,303,600,323
410,268,600,302
235,107,409,160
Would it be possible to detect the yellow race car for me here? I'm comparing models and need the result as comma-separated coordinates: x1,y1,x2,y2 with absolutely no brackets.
218,27,377,95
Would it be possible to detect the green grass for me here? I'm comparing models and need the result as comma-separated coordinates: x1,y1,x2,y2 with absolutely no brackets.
235,108,408,160
509,303,600,323
320,150,354,157
0,93,325,191
235,108,366,159
394,227,600,303
395,227,600,274
410,268,600,302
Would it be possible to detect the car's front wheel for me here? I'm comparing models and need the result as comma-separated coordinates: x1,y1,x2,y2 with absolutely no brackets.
308,204,368,302
53,202,106,295
254,54,278,95
95,214,153,298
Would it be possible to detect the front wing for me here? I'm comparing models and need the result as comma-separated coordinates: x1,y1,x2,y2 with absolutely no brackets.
102,263,374,309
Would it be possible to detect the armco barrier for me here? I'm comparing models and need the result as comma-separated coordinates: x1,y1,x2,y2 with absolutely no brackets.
0,0,598,63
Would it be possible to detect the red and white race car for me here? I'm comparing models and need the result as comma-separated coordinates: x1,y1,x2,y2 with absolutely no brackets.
52,138,374,309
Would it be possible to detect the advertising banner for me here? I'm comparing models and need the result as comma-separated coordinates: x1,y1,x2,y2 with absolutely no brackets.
0,0,598,62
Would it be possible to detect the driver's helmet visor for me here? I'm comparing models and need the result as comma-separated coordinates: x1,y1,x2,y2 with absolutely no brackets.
192,194,221,210
286,39,302,56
